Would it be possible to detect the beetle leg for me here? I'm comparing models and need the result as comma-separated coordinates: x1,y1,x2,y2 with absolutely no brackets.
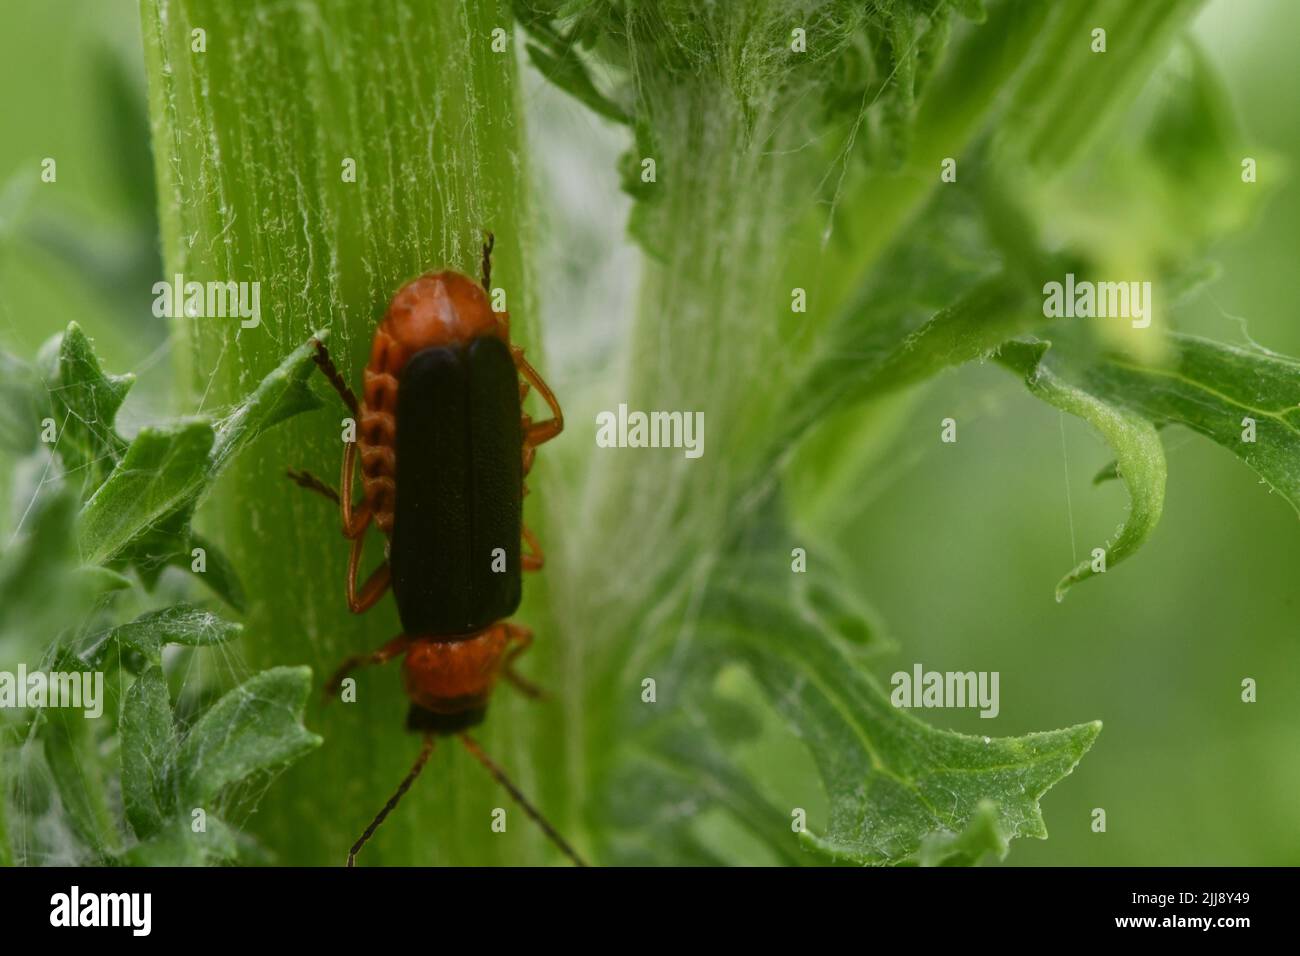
315,341,373,535
501,624,546,700
347,733,435,866
480,230,495,294
310,337,359,417
339,436,376,539
347,533,391,613
289,446,368,538
512,348,563,448
521,524,544,572
522,434,537,476
324,633,412,704
286,468,339,504
459,732,586,867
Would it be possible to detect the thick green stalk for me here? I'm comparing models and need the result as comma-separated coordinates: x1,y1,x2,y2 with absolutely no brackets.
140,0,570,864
551,64,818,840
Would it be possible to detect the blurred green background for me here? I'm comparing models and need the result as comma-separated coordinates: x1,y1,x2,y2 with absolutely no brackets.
1,0,1296,865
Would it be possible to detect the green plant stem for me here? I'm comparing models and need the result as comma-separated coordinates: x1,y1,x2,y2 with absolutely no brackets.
0,742,10,867
140,0,565,865
554,66,837,851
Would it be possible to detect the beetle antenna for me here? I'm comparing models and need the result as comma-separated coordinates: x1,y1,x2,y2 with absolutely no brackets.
481,230,495,293
309,337,359,417
347,733,436,867
460,733,587,866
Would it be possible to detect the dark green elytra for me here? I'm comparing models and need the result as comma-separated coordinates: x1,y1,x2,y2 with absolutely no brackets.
390,337,522,637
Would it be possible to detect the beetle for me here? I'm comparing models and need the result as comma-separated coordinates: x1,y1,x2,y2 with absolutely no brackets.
287,234,581,866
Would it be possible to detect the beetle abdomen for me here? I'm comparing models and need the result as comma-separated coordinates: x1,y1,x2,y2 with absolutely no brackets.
390,337,522,636
361,271,505,534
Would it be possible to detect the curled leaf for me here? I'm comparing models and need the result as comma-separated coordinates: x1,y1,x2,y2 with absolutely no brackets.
997,339,1167,600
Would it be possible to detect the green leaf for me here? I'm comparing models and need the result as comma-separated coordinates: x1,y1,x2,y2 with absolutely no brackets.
176,666,322,809
72,330,324,573
858,273,1040,396
0,490,75,634
0,349,49,453
910,800,1007,866
113,504,199,589
117,661,317,863
183,533,247,611
209,330,325,470
783,178,1052,455
1092,423,1171,486
77,419,215,565
615,497,1101,866
114,513,247,610
610,720,808,867
70,565,135,594
1069,334,1300,514
118,815,241,866
82,604,242,671
42,709,119,859
120,666,176,840
1139,42,1265,247
703,565,1100,865
0,488,107,653
997,339,1167,600
523,41,628,125
49,322,134,493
